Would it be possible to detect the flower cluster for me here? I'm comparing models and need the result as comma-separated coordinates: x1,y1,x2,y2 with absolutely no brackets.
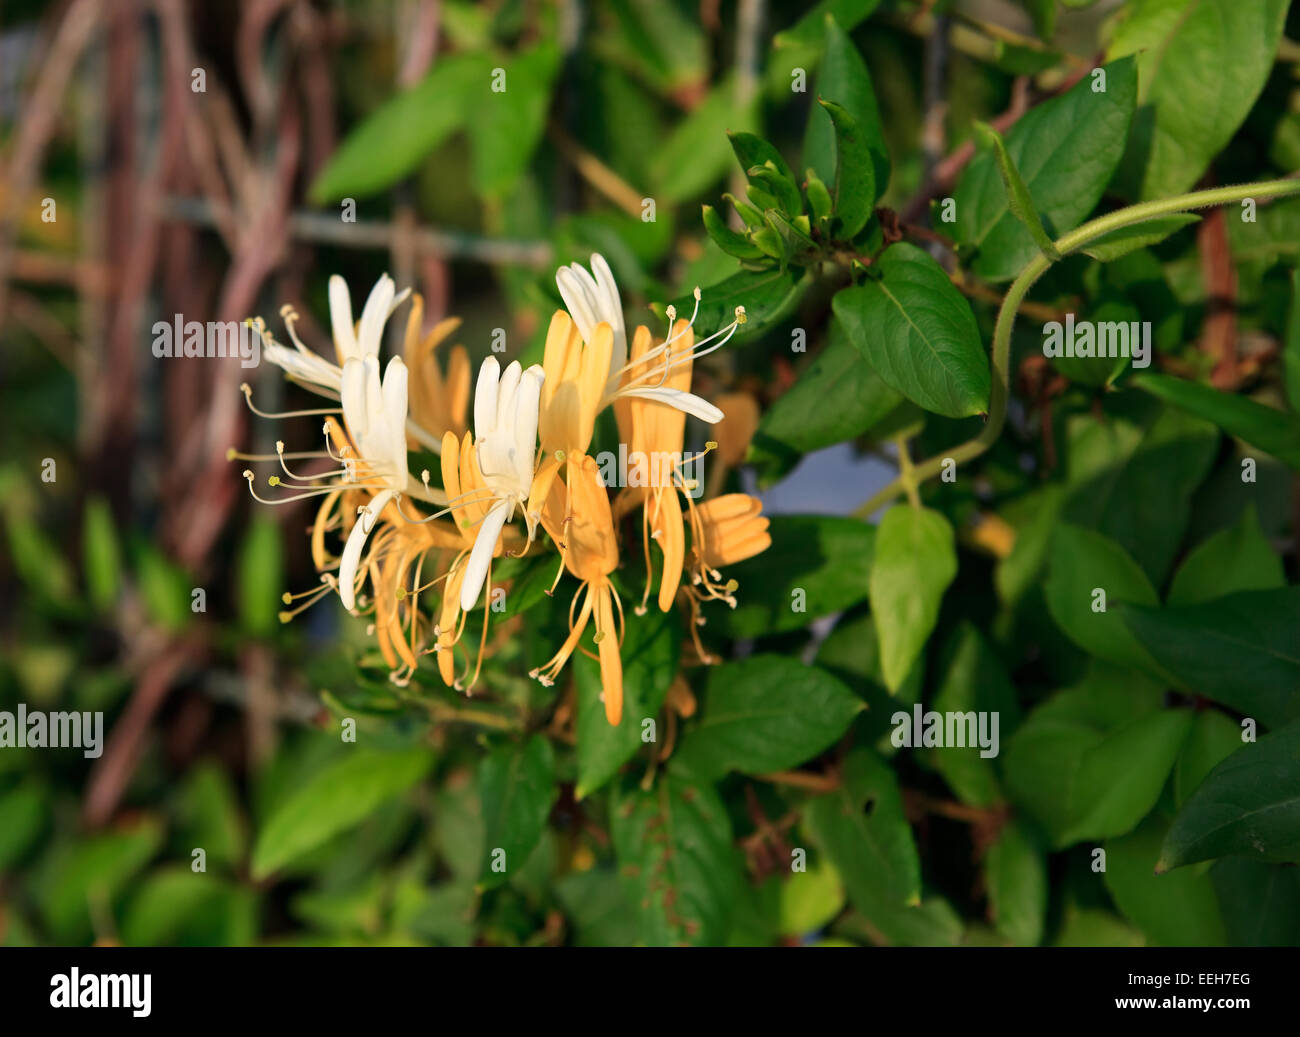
235,256,770,724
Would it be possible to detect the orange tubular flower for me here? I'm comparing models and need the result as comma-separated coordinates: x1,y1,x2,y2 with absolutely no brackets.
531,454,625,725
434,427,506,690
403,295,470,442
529,310,614,514
684,492,772,662
614,319,708,614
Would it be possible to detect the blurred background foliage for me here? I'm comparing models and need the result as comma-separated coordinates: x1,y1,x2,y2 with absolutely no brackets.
3,0,1300,948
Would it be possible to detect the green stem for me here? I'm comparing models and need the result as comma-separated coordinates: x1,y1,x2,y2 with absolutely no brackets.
853,177,1300,520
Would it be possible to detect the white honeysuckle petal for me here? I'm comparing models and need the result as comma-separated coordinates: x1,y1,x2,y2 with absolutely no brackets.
338,489,395,611
494,360,522,434
329,275,359,361
387,286,412,318
459,500,510,612
512,365,545,491
623,386,724,424
556,267,597,342
357,275,395,356
362,354,384,429
474,356,501,441
341,358,368,436
357,278,392,356
589,253,627,372
265,342,340,390
382,356,409,478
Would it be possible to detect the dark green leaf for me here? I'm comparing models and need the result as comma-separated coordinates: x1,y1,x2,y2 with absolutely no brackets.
834,243,989,418
708,515,875,638
1120,588,1300,729
954,58,1136,281
804,748,921,908
674,656,862,779
1167,504,1284,606
817,99,875,239
574,608,679,799
1132,372,1300,469
478,735,557,889
1108,0,1288,199
611,772,742,946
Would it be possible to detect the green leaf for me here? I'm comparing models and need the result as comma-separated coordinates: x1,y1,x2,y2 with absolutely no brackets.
1159,718,1300,871
1108,0,1288,199
136,545,192,632
1167,504,1284,606
708,515,875,638
925,623,1020,808
1078,213,1200,261
749,314,903,484
653,77,754,203
972,121,1060,261
122,868,257,946
1062,398,1219,585
0,780,47,870
750,166,803,220
1174,710,1245,807
468,43,562,197
173,762,246,871
252,747,433,879
817,99,875,239
953,57,1136,282
611,772,742,946
34,819,164,943
868,505,957,692
727,131,797,186
1105,816,1226,946
1044,523,1164,675
574,608,679,798
701,204,764,259
803,13,889,202
1210,859,1300,946
674,656,862,779
1003,700,1192,847
1120,588,1300,729
81,496,122,611
764,208,817,257
779,857,846,936
986,820,1047,946
774,0,882,51
804,748,921,908
309,54,484,202
478,735,557,889
1132,372,1300,469
833,243,989,418
237,515,283,638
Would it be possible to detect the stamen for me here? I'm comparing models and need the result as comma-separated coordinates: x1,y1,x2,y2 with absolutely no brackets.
240,383,341,419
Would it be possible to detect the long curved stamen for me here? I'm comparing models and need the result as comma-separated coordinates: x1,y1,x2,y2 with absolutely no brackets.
240,383,342,419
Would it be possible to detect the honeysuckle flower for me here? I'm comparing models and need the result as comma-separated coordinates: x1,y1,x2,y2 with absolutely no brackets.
712,391,761,468
461,355,546,610
257,273,444,454
684,492,771,663
404,295,470,442
554,254,745,425
431,424,509,690
613,318,710,613
531,453,625,725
